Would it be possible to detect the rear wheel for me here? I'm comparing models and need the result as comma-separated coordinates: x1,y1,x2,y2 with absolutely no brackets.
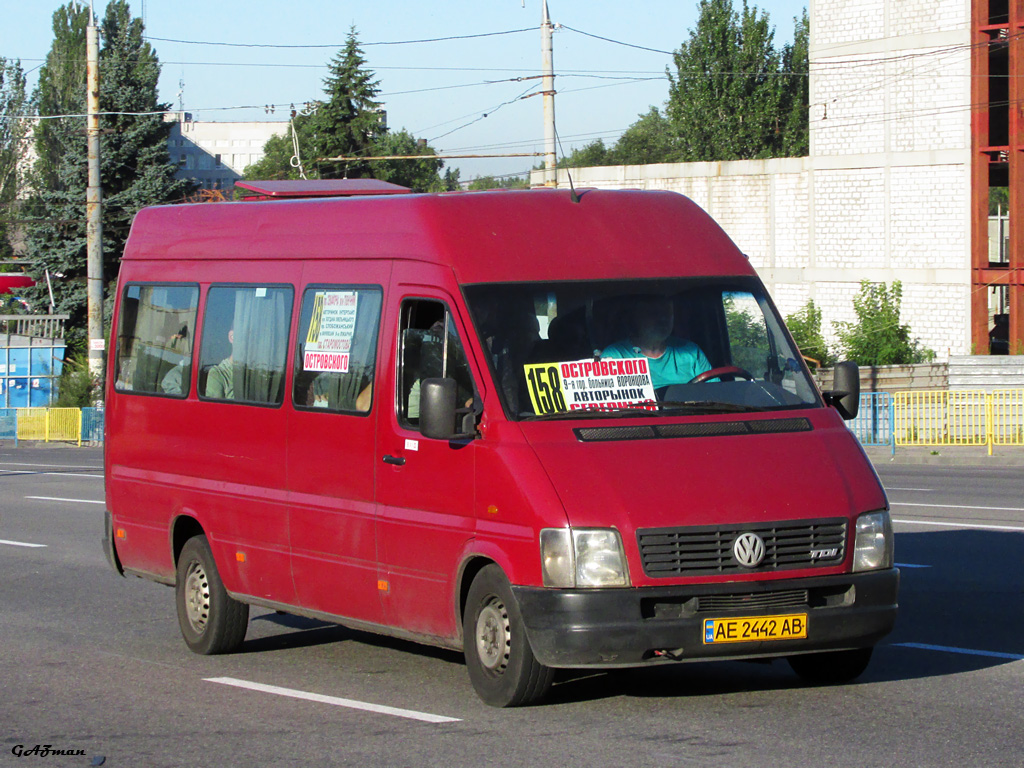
463,565,553,707
788,647,873,685
175,535,248,655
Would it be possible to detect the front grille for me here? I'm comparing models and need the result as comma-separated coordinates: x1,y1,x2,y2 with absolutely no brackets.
697,589,809,613
637,518,847,577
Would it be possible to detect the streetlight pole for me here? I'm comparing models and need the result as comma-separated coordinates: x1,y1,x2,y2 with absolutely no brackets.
542,0,557,187
86,1,105,386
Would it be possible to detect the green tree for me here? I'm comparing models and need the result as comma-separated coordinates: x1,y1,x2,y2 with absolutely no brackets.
23,2,190,352
0,57,30,263
32,3,89,190
610,108,677,165
20,2,89,322
468,174,528,191
308,29,386,179
665,0,796,162
369,129,444,192
242,129,300,180
556,139,610,169
834,281,935,366
97,0,191,249
784,299,831,366
245,30,447,190
778,9,809,157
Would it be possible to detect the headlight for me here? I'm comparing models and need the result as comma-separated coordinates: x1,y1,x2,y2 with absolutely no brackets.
852,510,893,572
540,528,630,588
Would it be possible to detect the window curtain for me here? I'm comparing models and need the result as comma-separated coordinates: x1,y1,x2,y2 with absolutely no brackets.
232,288,292,403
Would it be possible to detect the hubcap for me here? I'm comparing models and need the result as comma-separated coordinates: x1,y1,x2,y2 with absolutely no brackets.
475,596,511,673
184,560,211,634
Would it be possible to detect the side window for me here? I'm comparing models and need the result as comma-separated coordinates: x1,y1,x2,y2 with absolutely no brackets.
293,286,382,413
199,285,294,405
115,284,198,396
397,299,475,430
723,291,772,378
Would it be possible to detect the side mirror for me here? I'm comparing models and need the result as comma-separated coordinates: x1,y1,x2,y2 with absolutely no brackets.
825,360,860,420
420,378,475,440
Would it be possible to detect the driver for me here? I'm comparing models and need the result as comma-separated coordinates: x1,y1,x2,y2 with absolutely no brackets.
601,296,711,389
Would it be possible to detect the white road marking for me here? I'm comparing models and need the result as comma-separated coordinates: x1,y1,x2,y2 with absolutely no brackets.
893,518,1024,533
24,496,105,505
0,462,102,471
885,487,934,492
1,469,103,479
894,643,1024,661
0,539,47,548
892,501,1024,513
205,677,461,724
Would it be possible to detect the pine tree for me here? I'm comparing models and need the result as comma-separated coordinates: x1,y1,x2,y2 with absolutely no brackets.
98,0,191,260
23,2,190,352
308,29,386,179
21,3,89,326
245,28,447,189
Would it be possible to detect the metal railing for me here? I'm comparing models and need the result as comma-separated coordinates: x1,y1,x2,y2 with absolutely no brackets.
848,392,895,454
0,314,68,340
894,389,1024,455
2,407,105,446
2,395,1023,455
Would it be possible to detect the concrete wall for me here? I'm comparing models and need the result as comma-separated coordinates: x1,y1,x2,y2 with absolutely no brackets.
533,0,975,362
816,362,949,393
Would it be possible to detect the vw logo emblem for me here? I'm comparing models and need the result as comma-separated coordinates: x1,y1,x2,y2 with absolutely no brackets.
733,532,766,568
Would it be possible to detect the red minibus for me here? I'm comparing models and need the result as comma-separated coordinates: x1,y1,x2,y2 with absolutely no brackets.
104,181,898,707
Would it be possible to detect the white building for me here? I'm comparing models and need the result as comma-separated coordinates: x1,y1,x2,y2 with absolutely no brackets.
533,0,985,359
167,114,289,192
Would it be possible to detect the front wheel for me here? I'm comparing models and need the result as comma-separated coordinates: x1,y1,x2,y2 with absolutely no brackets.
463,565,553,707
788,647,873,685
175,535,249,655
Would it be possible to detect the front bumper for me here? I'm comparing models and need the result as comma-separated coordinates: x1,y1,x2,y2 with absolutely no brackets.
513,568,899,668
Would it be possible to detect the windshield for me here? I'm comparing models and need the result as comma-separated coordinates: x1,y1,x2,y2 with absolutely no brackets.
463,278,821,420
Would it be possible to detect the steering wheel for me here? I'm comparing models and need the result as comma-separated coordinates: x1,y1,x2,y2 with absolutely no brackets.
688,366,754,384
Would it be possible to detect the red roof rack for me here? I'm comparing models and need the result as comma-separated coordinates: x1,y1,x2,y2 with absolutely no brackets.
236,179,412,200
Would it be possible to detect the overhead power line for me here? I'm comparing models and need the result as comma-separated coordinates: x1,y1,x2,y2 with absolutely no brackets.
560,25,675,55
143,28,534,49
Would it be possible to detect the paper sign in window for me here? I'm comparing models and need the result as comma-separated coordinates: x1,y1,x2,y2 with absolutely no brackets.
523,358,656,415
304,291,359,373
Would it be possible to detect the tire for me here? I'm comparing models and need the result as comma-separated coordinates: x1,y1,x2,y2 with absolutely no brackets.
175,535,249,655
788,647,873,685
463,564,554,707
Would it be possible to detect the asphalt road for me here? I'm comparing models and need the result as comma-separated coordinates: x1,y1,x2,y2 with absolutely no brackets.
1,445,1022,768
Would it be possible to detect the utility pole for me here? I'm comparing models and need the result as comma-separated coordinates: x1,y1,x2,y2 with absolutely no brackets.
542,0,557,187
86,1,105,386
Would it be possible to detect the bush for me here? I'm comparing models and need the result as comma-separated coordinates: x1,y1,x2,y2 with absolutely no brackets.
784,300,832,367
833,281,935,366
53,357,99,408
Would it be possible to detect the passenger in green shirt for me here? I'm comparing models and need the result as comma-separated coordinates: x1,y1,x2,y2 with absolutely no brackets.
205,328,235,399
601,297,711,389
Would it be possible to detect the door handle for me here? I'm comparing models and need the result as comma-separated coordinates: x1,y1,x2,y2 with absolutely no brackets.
382,455,406,466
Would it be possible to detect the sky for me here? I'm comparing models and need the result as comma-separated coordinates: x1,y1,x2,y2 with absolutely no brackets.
4,0,809,181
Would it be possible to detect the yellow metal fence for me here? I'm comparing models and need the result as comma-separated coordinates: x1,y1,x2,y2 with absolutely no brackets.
894,389,1024,454
15,408,83,445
